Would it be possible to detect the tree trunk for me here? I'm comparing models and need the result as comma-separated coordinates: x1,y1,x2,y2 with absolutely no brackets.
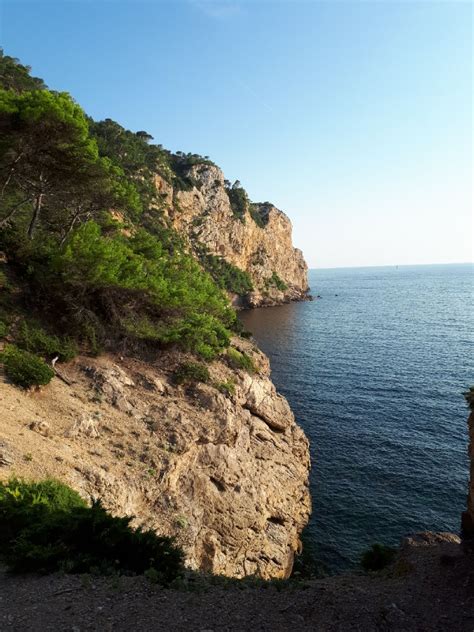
59,208,83,247
0,197,31,228
27,191,43,239
0,152,24,199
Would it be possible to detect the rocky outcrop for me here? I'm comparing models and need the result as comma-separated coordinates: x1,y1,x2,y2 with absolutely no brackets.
462,409,474,538
155,164,310,307
0,338,311,579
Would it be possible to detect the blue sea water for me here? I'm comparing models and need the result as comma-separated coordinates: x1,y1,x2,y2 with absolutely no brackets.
240,263,474,571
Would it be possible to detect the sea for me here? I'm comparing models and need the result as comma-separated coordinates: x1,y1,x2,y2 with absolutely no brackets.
239,263,474,571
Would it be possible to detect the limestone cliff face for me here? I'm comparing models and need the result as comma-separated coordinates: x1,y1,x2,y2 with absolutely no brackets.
154,164,310,307
462,409,474,538
0,338,311,579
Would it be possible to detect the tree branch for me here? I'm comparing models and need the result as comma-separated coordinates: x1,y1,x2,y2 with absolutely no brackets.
0,196,32,228
0,152,24,199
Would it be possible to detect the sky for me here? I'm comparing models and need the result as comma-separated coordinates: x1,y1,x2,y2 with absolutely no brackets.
0,0,472,268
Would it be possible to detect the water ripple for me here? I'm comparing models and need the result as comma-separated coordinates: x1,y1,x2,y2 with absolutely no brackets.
241,263,474,570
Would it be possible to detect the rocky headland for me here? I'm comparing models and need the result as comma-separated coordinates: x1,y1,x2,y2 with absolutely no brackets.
154,164,310,307
0,338,311,580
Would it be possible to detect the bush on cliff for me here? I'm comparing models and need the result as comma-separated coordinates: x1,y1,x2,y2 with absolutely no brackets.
17,321,77,362
44,222,234,358
0,49,46,93
226,181,249,222
361,543,397,571
214,379,236,396
0,478,184,582
199,253,253,296
1,344,54,388
249,203,267,228
174,361,210,385
266,271,288,292
226,347,256,374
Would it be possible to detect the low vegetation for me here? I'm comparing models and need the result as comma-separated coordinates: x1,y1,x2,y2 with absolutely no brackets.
0,478,184,582
199,251,253,296
1,344,54,388
224,180,270,228
249,203,269,228
226,347,257,374
16,321,77,362
361,543,397,571
214,379,236,396
266,271,288,292
173,361,210,385
226,180,249,222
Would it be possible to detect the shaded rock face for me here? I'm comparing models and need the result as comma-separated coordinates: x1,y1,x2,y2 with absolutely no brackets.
0,339,311,579
155,165,310,307
462,410,474,538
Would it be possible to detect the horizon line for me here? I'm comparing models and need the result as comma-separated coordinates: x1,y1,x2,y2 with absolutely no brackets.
310,261,474,271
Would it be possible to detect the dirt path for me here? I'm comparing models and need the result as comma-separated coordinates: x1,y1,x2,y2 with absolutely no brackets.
1,541,473,631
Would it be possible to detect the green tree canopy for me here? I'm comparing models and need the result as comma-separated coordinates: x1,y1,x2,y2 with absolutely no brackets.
0,90,141,239
0,53,239,362
0,49,46,93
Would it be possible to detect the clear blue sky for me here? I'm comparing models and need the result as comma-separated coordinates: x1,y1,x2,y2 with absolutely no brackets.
0,0,472,268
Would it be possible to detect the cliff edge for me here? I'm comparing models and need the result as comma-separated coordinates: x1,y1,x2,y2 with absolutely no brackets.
155,164,310,307
0,52,313,582
462,404,474,539
0,338,311,579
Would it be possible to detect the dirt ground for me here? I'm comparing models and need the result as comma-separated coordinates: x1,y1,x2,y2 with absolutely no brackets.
0,539,473,632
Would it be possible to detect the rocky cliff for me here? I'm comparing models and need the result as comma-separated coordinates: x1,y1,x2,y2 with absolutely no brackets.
0,338,311,579
462,407,474,539
154,164,310,307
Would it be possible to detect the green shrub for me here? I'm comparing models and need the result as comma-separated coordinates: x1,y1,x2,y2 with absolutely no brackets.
17,321,77,362
226,348,256,374
174,361,210,385
5,220,235,361
156,313,231,361
44,222,234,358
1,344,54,388
249,205,266,228
215,379,236,396
0,478,184,582
200,254,253,296
240,329,253,339
361,543,397,572
0,478,86,539
266,271,287,292
227,183,249,222
0,319,8,338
